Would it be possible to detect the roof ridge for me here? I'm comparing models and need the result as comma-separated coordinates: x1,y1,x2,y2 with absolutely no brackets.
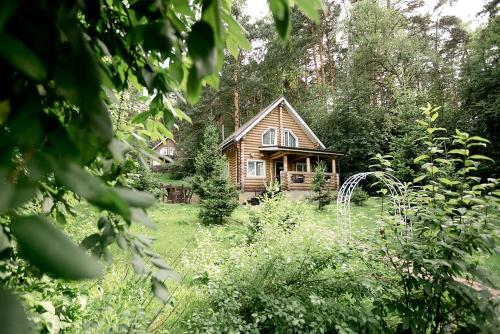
220,96,325,149
220,96,284,147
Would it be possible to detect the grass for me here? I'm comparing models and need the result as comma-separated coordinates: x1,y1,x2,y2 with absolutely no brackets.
153,172,190,187
66,197,499,333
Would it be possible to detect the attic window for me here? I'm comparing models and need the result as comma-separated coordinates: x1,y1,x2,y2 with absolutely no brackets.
284,129,298,147
262,127,277,146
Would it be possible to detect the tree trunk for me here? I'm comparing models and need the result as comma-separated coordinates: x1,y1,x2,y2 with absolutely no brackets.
232,57,240,129
319,17,326,85
311,27,321,85
325,31,335,89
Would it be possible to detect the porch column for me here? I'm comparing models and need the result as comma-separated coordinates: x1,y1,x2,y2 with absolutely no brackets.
270,159,274,182
332,158,336,174
283,155,288,172
306,157,311,172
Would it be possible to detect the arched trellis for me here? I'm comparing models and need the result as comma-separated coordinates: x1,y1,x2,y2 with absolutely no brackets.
336,172,410,241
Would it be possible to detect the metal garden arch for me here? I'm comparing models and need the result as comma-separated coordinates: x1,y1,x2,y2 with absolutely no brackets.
336,172,410,241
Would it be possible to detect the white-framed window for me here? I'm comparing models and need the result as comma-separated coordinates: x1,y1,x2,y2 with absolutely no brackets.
296,162,306,172
159,147,176,156
262,127,277,146
284,129,298,147
247,160,265,177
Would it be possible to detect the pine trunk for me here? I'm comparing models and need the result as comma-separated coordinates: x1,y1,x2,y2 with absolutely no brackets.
232,58,239,129
326,31,335,89
311,27,321,85
319,18,326,85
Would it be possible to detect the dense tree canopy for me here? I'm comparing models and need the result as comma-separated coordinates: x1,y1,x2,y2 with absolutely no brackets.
0,0,322,329
177,0,498,180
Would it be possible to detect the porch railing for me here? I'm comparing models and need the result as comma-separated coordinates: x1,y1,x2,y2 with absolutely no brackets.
279,171,339,191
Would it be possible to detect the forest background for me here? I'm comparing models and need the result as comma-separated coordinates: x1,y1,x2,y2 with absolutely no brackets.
171,0,499,182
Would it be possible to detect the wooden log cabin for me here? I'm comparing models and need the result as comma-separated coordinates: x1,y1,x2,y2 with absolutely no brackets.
221,97,343,199
151,137,177,167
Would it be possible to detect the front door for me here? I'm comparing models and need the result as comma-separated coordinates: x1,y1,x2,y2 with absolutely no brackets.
275,161,284,183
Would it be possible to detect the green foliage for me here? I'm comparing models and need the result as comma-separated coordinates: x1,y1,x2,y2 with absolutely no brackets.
192,123,238,225
0,0,321,327
378,104,500,332
185,208,391,333
124,157,165,199
459,15,500,176
311,161,332,210
247,193,303,242
185,104,499,333
351,188,369,207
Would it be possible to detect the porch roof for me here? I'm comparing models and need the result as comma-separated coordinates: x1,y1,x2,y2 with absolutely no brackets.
259,146,344,158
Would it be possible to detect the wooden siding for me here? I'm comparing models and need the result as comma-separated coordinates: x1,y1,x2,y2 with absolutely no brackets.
223,143,238,185
222,101,334,193
281,105,318,149
238,102,322,191
239,105,281,192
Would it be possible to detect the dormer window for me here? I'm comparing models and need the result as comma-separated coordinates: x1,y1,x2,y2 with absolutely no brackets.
262,127,277,146
284,129,298,147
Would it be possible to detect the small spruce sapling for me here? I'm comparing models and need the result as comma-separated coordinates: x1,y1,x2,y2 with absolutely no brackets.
312,161,332,210
192,123,238,225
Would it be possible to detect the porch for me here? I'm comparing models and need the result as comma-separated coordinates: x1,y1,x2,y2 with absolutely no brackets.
261,146,342,191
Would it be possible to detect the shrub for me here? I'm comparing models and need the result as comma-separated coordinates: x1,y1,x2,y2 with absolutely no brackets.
184,212,391,333
247,193,304,242
375,105,500,333
351,188,369,206
124,156,164,198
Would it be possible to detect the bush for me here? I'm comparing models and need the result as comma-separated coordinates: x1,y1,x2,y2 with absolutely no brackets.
351,188,369,206
184,210,391,333
247,193,304,242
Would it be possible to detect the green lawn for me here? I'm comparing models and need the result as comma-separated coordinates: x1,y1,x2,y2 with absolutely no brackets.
67,198,499,333
153,172,190,187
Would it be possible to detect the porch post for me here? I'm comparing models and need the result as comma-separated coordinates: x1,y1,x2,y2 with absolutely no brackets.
306,157,311,173
283,155,288,172
270,159,274,182
332,158,336,174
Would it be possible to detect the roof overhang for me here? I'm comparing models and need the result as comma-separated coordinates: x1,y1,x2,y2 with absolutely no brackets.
152,137,176,150
259,146,344,157
234,97,326,148
220,96,326,150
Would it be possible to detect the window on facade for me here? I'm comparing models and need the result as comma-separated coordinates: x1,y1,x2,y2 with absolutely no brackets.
262,128,276,145
247,160,265,177
284,129,298,147
159,147,176,156
296,162,306,172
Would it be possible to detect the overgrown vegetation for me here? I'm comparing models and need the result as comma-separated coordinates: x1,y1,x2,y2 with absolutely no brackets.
181,105,500,333
1,0,498,332
0,0,322,330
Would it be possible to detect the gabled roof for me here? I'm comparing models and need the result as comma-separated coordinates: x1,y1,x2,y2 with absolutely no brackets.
152,137,176,150
221,97,325,149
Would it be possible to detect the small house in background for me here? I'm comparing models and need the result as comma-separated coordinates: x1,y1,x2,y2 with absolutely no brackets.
221,96,343,200
151,137,177,167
